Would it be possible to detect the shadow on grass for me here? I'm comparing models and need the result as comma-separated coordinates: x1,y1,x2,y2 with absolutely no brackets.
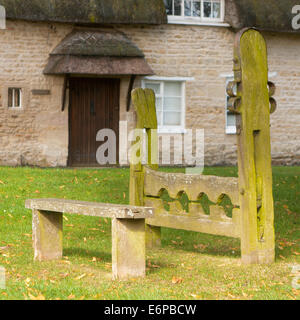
160,227,298,261
160,228,242,259
64,247,111,262
146,259,174,275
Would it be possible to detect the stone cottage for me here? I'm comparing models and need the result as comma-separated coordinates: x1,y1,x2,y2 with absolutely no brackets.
0,0,299,167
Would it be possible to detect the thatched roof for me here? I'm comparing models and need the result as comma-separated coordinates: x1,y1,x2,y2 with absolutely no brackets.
51,29,145,57
1,0,298,33
44,29,154,75
225,0,300,33
0,0,167,25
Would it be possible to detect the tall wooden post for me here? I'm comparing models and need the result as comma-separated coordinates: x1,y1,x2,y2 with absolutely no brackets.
227,28,276,264
130,88,161,248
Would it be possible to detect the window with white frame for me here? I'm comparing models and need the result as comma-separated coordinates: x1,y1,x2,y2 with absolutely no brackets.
225,77,236,134
8,88,22,108
142,80,185,132
164,0,224,23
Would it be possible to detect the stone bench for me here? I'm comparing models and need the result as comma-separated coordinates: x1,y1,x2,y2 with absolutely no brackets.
25,198,154,280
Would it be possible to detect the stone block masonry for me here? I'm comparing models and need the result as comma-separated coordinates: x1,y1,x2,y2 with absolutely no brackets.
0,20,299,166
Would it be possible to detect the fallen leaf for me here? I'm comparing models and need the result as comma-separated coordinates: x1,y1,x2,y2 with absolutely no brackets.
59,272,69,278
24,278,31,286
292,289,299,296
23,234,31,238
28,292,45,300
172,276,183,284
75,273,86,281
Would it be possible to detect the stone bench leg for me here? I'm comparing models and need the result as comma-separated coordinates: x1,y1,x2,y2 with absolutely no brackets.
32,210,63,261
112,218,146,280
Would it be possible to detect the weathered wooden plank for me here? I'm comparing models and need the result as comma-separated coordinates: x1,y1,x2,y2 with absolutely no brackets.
130,88,161,247
146,214,239,238
25,198,154,219
144,166,239,205
131,88,158,130
233,28,275,264
144,197,241,238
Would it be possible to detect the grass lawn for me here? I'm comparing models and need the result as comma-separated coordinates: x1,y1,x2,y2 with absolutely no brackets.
0,166,299,300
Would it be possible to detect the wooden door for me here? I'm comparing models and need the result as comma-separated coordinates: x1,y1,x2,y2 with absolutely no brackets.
69,78,120,166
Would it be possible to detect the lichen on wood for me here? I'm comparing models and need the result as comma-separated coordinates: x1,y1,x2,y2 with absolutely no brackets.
231,28,275,264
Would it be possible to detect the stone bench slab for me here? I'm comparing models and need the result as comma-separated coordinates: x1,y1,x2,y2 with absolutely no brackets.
25,198,154,219
26,198,155,280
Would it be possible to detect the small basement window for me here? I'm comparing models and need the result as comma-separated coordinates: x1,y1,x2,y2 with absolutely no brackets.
8,88,22,108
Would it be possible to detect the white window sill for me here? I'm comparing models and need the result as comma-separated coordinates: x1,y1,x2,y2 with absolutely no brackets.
167,16,230,27
226,126,237,135
158,127,187,134
143,76,195,82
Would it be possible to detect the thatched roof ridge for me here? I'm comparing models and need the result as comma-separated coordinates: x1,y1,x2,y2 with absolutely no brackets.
51,29,145,57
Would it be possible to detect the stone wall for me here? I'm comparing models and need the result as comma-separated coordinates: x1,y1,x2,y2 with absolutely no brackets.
121,24,300,166
0,20,299,167
0,20,72,166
